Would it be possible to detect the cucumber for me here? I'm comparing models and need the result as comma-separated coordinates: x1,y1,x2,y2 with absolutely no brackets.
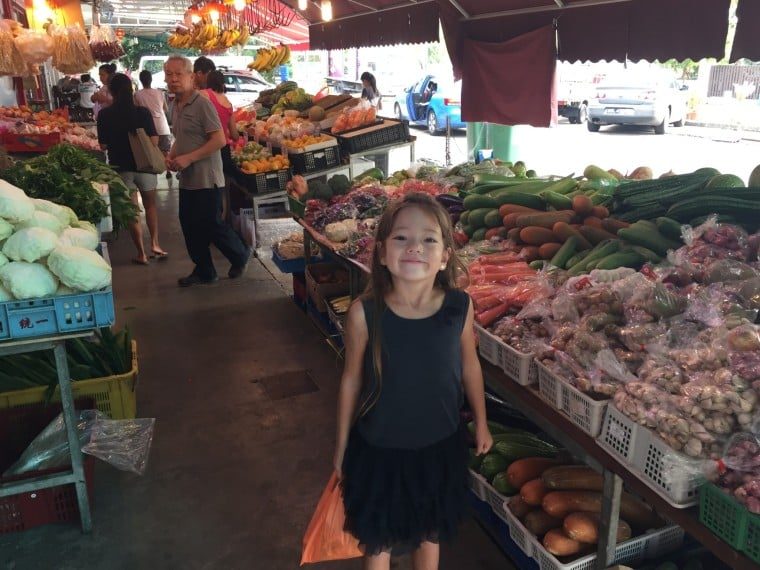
468,208,493,228
618,227,680,256
549,236,577,268
541,190,573,210
464,194,498,210
565,250,591,268
484,209,503,228
462,224,475,238
472,228,488,241
491,192,546,210
628,246,662,263
459,210,470,225
667,196,760,222
655,217,683,240
568,240,621,275
529,260,546,270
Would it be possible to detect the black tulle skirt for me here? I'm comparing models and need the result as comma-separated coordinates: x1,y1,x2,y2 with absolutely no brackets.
341,425,469,556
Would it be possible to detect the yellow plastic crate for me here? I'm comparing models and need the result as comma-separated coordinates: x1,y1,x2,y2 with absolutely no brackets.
0,341,138,419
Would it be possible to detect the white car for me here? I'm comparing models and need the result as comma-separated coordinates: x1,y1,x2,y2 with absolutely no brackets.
219,70,274,109
587,72,688,134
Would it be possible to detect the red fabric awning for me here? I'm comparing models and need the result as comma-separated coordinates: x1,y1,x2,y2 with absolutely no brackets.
461,25,557,127
307,1,439,50
246,1,310,49
439,0,731,79
731,0,760,62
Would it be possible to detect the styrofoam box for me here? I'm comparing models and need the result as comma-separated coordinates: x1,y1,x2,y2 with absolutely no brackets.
537,361,608,438
598,405,701,507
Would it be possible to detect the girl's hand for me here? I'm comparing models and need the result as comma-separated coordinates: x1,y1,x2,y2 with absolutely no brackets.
475,423,493,456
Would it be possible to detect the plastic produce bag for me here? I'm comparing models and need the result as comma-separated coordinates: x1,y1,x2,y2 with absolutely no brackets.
2,227,59,262
50,23,95,75
0,20,28,77
13,28,53,64
47,245,112,291
301,472,362,565
82,417,155,475
88,24,124,62
0,179,35,223
4,410,156,477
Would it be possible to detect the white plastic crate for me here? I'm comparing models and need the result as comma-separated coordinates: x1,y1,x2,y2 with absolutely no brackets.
474,324,503,367
501,498,534,558
468,468,487,502
474,472,511,523
501,342,537,386
598,406,701,507
536,361,608,437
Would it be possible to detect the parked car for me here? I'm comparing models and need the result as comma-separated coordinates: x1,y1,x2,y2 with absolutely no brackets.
587,72,688,134
393,75,465,135
218,69,274,109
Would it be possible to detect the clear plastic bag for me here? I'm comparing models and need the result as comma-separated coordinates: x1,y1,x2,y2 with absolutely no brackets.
4,410,155,477
13,29,54,64
88,24,125,62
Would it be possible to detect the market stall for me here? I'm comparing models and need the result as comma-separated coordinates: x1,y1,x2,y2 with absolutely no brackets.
273,158,760,570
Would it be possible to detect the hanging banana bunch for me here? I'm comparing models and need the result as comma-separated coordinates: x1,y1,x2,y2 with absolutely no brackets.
247,43,291,72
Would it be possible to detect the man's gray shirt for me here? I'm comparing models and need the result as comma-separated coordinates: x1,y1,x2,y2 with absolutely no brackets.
171,91,224,190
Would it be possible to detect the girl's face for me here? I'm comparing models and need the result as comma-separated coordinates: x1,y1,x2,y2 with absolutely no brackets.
380,206,449,283
362,78,370,89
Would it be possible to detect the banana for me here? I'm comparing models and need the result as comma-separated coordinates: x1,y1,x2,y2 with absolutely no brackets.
281,44,291,65
237,26,249,46
272,45,286,67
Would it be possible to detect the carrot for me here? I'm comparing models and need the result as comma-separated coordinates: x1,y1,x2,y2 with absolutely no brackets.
602,218,630,234
478,252,523,265
521,478,549,506
538,242,562,259
472,295,503,311
507,228,521,241
499,204,542,218
572,195,593,216
519,227,556,246
476,302,509,327
503,213,522,230
582,216,603,229
515,210,574,229
590,205,610,219
552,222,593,250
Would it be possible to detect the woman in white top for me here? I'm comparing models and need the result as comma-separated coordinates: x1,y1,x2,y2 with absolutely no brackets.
134,70,172,154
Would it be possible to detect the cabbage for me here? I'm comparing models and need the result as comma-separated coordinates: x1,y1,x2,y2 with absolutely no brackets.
55,283,77,296
0,252,7,268
0,180,34,223
33,199,71,226
47,246,111,292
58,227,99,250
0,261,58,300
2,227,59,262
0,218,12,241
73,220,98,236
0,284,12,301
16,210,66,235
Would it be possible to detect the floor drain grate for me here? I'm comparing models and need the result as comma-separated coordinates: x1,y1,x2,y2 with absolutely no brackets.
253,370,318,400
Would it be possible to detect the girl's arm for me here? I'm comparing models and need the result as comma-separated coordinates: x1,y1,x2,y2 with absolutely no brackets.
461,297,493,455
334,299,369,477
228,112,239,143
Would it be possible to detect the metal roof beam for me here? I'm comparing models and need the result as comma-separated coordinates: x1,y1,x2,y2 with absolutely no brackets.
464,0,633,21
310,0,435,25
448,0,468,18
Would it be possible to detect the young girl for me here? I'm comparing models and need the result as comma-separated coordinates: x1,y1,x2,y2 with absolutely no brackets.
334,192,493,569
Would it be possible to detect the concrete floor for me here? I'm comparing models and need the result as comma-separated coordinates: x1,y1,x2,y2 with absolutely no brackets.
0,186,513,570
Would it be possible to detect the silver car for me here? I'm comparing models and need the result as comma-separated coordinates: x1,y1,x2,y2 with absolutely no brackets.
587,73,688,134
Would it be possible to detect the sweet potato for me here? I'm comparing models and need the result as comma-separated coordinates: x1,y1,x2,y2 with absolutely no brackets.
524,510,563,537
563,512,632,544
538,242,563,259
499,204,542,218
543,529,584,557
582,216,603,229
590,205,610,219
542,491,662,528
520,226,556,246
508,496,532,520
507,458,562,489
521,478,549,506
572,195,593,216
503,212,522,230
515,210,575,229
507,228,521,241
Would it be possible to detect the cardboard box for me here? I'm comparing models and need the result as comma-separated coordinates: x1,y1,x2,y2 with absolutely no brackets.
305,263,349,312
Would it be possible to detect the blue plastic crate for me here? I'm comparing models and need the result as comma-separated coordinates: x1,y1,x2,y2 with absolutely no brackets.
270,248,320,274
0,289,115,341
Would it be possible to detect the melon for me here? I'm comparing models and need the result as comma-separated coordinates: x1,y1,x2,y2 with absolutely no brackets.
705,173,744,190
749,164,760,187
308,106,326,121
693,167,721,178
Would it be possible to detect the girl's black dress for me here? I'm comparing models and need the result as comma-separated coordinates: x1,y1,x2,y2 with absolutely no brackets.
341,289,470,555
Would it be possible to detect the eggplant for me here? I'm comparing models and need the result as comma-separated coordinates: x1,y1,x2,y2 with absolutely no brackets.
436,194,464,208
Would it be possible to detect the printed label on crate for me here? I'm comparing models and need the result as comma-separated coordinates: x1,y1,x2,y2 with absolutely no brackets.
609,422,627,442
569,398,587,417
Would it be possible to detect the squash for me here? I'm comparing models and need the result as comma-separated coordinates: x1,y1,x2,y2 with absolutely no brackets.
543,529,585,557
542,491,662,528
507,496,532,520
542,466,604,491
520,478,549,506
563,512,632,544
507,458,561,489
524,510,563,537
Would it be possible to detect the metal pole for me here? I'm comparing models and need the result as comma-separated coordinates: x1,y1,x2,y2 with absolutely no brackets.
445,115,451,166
53,342,92,533
596,470,623,569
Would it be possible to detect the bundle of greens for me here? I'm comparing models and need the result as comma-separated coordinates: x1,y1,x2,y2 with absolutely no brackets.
0,327,133,398
0,144,138,230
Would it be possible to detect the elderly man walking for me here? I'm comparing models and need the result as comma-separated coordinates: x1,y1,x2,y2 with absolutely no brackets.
163,55,250,287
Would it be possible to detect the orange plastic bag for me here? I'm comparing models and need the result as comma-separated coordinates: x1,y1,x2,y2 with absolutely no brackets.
301,472,362,565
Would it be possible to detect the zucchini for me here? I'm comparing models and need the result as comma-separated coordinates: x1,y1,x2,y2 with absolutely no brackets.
469,449,484,471
655,217,683,240
595,251,645,270
484,209,503,228
529,260,546,270
492,440,555,463
628,246,662,264
549,236,577,268
568,240,620,275
541,190,573,210
480,453,510,481
468,208,492,228
459,210,470,225
493,472,519,496
472,227,487,241
540,176,577,196
491,192,546,209
565,250,591,269
464,194,498,210
462,224,475,238
618,226,680,257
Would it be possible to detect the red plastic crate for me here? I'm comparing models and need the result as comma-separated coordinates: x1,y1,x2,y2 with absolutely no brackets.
0,400,95,534
2,132,62,153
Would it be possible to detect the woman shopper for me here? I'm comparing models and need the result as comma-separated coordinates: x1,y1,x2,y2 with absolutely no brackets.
91,62,116,119
360,71,382,110
199,70,239,176
334,192,493,569
97,73,168,265
135,70,174,187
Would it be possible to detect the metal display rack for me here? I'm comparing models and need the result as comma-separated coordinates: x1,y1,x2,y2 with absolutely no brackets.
291,216,758,570
0,333,93,532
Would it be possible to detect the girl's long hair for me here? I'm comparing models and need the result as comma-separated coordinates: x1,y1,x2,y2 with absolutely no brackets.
108,73,139,132
355,192,468,418
360,71,377,94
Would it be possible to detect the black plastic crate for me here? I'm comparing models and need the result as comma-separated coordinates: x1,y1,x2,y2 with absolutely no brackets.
234,168,291,194
289,145,341,174
333,119,410,155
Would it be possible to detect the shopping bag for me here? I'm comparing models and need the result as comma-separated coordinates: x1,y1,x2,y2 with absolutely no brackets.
300,472,362,565
128,128,165,174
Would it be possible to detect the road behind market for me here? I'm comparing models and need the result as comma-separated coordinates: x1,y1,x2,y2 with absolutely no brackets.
414,123,760,181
